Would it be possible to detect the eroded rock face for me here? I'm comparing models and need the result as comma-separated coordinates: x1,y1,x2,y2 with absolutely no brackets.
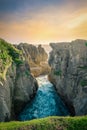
0,63,38,122
0,39,38,122
17,43,48,64
48,39,87,116
14,62,38,116
17,43,50,77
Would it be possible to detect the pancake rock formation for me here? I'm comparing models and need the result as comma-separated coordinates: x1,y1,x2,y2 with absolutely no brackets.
17,43,50,77
48,39,87,116
0,39,38,122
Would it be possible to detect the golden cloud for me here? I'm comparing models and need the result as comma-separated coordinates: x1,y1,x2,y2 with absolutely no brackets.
0,5,87,44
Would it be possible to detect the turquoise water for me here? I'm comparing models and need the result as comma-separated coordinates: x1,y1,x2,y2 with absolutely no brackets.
19,76,69,121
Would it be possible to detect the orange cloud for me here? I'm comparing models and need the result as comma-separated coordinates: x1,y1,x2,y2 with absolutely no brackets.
0,5,87,44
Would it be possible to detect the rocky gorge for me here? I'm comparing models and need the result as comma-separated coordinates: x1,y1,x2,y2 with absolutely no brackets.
48,39,87,116
0,38,87,122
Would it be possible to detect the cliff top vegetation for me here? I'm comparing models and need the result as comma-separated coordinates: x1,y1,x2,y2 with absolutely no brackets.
0,39,22,79
0,116,87,130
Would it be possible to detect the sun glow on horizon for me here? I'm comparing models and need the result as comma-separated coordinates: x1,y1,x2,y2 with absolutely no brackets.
0,0,87,44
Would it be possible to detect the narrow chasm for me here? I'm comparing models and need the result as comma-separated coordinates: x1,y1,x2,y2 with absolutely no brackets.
18,75,70,121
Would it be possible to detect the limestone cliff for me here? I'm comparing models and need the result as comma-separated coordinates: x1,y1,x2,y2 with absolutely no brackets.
48,39,87,116
17,43,50,77
0,39,38,122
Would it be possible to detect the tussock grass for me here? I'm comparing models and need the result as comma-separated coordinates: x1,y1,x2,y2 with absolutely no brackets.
0,116,87,130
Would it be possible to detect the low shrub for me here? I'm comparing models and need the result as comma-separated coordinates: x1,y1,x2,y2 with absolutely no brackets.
80,80,87,87
54,70,62,76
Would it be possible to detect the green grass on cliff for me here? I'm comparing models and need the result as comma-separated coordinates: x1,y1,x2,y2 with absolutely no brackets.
0,39,23,79
0,38,22,65
0,116,87,130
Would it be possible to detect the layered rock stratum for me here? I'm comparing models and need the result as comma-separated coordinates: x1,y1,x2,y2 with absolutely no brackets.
48,39,87,116
17,43,50,77
0,39,38,122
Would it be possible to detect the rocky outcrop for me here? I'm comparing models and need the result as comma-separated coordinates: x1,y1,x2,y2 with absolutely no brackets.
0,39,38,122
17,43,50,77
17,44,48,64
48,39,87,116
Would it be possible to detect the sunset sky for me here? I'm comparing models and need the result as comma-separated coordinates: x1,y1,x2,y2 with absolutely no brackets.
0,0,87,44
